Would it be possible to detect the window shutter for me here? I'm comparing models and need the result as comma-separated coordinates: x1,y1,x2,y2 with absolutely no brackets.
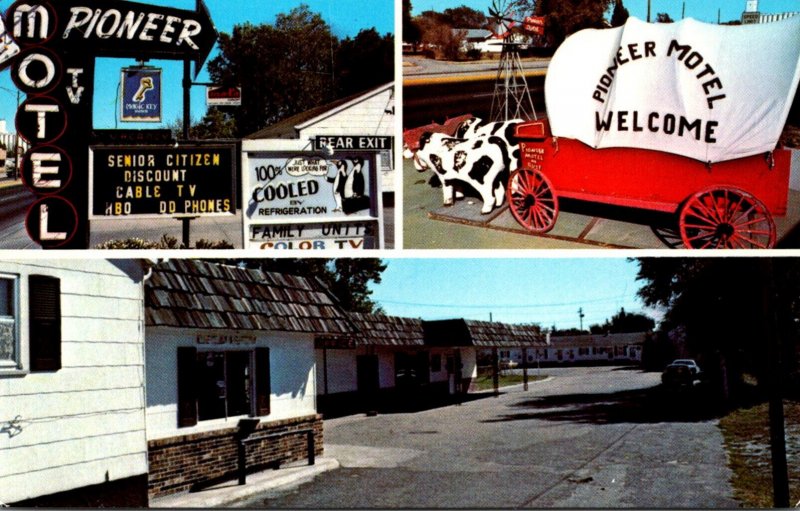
177,347,198,427
29,275,61,372
255,347,271,416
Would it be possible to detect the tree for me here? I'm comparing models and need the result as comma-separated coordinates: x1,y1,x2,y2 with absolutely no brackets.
635,258,800,402
231,258,387,313
197,6,394,139
403,0,422,49
610,0,630,27
655,12,674,23
441,6,487,28
336,29,394,97
514,0,613,47
550,326,589,336
204,6,338,138
589,308,655,334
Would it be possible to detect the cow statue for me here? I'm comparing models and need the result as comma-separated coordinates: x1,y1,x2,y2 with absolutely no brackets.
407,131,513,214
454,117,522,171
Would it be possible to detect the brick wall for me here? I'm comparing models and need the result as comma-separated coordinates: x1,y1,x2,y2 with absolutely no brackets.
147,415,323,499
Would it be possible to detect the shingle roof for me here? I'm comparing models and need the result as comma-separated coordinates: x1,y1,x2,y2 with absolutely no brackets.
145,259,356,336
423,319,546,348
348,312,425,346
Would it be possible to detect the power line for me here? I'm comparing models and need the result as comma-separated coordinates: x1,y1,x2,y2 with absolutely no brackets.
377,293,640,310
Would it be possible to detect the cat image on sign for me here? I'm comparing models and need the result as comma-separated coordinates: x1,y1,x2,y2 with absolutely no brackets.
327,158,370,215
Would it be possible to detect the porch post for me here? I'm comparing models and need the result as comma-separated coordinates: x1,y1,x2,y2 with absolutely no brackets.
492,347,499,396
522,346,528,391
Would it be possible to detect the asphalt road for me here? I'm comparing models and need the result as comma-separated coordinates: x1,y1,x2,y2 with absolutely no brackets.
234,366,739,508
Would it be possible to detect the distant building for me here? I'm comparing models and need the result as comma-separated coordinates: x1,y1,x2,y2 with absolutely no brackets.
499,332,649,366
741,0,799,24
0,120,29,158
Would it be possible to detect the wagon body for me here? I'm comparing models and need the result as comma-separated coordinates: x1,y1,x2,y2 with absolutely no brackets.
509,118,791,248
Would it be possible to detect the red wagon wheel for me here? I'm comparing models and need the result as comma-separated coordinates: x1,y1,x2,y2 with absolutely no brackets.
507,168,558,233
678,186,776,249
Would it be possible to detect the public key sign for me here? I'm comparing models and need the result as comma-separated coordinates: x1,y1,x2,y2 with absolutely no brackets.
90,144,236,218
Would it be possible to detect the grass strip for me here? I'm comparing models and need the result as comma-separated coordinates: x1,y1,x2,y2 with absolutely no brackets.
718,400,800,508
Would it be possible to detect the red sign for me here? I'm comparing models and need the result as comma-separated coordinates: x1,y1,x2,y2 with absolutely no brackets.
523,16,545,35
206,86,242,106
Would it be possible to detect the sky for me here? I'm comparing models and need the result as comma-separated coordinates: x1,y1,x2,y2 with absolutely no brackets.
410,0,800,24
0,0,394,133
368,257,661,330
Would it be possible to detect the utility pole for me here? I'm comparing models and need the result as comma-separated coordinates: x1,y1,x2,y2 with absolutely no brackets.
647,0,651,22
578,308,585,331
682,2,685,19
760,259,790,508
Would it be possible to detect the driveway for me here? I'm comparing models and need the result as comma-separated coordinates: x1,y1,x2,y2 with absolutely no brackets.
234,366,739,508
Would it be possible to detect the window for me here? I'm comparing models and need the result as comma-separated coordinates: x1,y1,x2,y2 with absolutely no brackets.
177,347,270,428
0,275,18,370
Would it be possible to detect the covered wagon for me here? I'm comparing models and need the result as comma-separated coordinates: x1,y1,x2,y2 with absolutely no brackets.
508,16,800,248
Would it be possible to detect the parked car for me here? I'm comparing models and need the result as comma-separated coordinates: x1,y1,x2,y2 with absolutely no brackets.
661,359,701,387
670,359,701,375
499,359,518,370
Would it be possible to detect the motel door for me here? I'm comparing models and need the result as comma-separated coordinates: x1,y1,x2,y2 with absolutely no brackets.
446,351,462,395
356,355,379,396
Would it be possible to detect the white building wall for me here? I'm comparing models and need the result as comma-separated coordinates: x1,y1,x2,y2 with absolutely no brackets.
146,327,316,441
315,348,358,394
429,348,449,383
460,348,478,380
0,260,146,504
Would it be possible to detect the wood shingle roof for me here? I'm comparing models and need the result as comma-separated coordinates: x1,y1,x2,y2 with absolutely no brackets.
145,259,356,336
348,312,426,346
423,319,546,348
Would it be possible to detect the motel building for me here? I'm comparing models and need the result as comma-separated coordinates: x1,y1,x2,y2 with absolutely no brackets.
0,260,149,507
143,259,357,500
3,258,550,506
316,314,547,415
501,332,648,367
317,312,482,414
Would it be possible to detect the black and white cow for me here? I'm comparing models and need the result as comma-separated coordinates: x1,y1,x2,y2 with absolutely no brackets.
454,117,522,171
409,131,512,214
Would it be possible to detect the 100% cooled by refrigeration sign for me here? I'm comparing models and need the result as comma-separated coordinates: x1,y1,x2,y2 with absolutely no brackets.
245,153,378,249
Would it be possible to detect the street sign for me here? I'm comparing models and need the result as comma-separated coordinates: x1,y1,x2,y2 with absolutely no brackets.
89,144,236,218
120,67,162,122
206,86,241,106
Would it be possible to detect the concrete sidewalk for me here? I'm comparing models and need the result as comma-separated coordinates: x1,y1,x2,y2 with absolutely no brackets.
149,457,339,508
